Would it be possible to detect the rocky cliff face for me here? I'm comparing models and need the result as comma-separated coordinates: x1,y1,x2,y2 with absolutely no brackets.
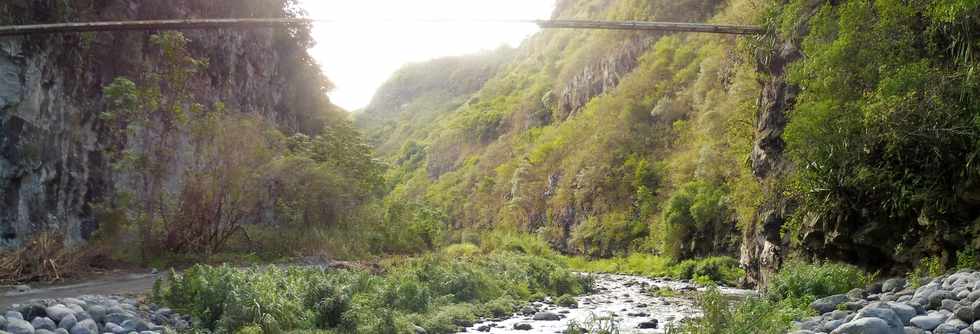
739,37,801,287
0,0,334,248
554,36,651,120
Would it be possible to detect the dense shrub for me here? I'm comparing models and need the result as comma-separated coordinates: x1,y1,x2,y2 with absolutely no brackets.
568,254,744,286
160,249,590,333
780,0,980,260
659,182,737,260
570,212,649,258
766,261,868,303
676,287,807,334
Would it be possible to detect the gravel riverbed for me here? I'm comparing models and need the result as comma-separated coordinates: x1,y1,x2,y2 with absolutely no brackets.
458,273,755,334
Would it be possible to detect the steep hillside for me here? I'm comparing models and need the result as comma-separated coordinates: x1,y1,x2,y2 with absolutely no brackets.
362,0,980,287
356,47,517,156
359,0,761,261
0,0,370,251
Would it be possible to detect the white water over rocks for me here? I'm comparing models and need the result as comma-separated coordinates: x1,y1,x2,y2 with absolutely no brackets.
459,274,755,334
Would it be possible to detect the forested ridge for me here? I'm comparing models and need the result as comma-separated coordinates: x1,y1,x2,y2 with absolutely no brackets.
0,0,979,333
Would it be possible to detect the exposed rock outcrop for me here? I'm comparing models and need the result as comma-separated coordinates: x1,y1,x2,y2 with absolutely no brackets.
739,34,803,287
0,0,336,247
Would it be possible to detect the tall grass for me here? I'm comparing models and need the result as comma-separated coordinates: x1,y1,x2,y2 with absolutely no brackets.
676,261,868,334
158,244,589,334
568,254,744,286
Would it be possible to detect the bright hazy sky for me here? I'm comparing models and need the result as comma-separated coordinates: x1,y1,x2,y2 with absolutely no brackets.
300,0,556,111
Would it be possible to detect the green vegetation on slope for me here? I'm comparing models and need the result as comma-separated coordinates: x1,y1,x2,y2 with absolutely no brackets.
357,0,765,268
774,0,980,268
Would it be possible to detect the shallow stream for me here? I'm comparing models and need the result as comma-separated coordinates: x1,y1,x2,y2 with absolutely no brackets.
460,274,755,334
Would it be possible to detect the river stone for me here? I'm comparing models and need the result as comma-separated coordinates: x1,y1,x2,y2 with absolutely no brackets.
957,304,975,322
856,306,905,331
121,319,150,331
4,319,34,334
69,319,98,334
824,319,846,332
45,305,73,322
86,305,106,323
32,316,57,331
513,323,532,330
813,294,851,314
916,283,942,300
0,315,5,328
935,318,969,333
911,313,949,330
884,278,908,293
849,288,867,300
53,329,69,334
637,319,658,329
831,317,898,334
58,314,77,330
105,322,126,334
974,320,980,332
4,311,23,321
945,299,961,312
104,312,133,325
904,326,925,334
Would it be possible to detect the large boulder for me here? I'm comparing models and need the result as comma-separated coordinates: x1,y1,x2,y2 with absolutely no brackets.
4,319,34,334
883,278,908,293
57,314,77,330
831,317,900,334
31,317,57,331
910,313,949,331
813,294,852,314
69,319,99,334
44,305,73,323
855,306,905,331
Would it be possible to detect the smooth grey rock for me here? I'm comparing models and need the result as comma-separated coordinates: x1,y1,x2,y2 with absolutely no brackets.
958,304,976,322
44,305,73,323
4,319,34,334
856,306,905,331
831,317,898,334
904,326,926,334
513,323,532,330
31,316,56,331
824,319,846,332
53,329,69,334
935,319,969,333
798,317,823,331
35,330,54,334
69,319,98,334
945,299,961,311
0,316,5,328
3,312,22,321
830,310,852,320
120,319,149,331
884,278,908,293
813,294,851,314
57,314,76,330
849,288,867,300
104,313,133,325
84,306,104,323
911,313,949,330
973,319,980,332
104,322,126,334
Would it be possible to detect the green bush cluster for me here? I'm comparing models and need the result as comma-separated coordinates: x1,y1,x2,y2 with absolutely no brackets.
780,0,980,260
159,250,590,334
568,254,744,286
765,261,868,304
676,261,867,334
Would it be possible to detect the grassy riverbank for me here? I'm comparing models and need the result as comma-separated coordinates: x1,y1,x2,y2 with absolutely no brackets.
568,254,744,287
153,234,590,334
